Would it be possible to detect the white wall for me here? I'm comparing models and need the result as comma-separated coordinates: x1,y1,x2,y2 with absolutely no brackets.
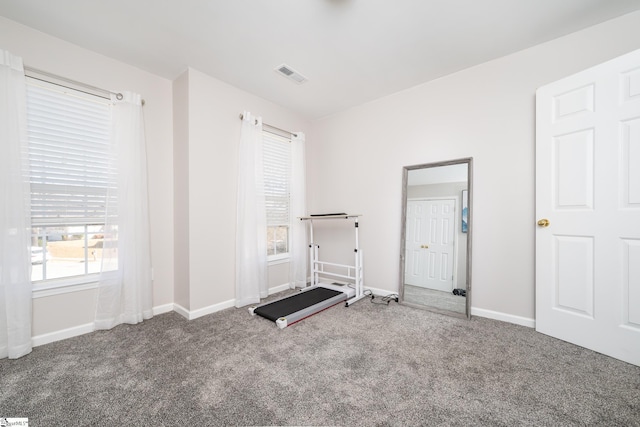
173,71,190,310
174,68,310,313
307,11,640,324
3,9,640,340
0,17,175,337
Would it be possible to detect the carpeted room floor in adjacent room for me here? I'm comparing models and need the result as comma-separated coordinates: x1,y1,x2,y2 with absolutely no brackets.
1,290,639,426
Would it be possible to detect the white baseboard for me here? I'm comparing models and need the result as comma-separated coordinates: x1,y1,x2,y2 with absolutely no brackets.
173,303,191,320
471,307,535,328
32,302,192,347
172,283,291,320
152,303,174,316
361,286,535,329
174,299,235,321
34,287,536,349
32,322,95,347
269,283,292,294
187,299,235,320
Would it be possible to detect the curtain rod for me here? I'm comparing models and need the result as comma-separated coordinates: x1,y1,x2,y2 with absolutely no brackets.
238,113,297,138
24,66,145,106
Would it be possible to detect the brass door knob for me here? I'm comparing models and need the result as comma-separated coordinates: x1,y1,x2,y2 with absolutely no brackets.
421,244,429,249
537,218,550,227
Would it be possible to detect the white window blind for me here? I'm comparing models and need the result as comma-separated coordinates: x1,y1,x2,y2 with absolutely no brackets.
26,78,114,226
263,132,291,227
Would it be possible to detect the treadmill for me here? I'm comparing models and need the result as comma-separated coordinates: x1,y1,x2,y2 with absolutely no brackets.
249,283,355,328
249,214,365,328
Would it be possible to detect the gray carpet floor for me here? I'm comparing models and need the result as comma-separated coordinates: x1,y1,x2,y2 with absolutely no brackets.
1,290,639,426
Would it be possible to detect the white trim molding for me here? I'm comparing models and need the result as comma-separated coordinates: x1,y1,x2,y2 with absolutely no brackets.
268,283,291,294
33,302,185,347
152,303,174,316
173,282,292,320
32,322,95,347
172,303,191,320
185,299,236,321
471,307,535,328
32,281,98,299
368,285,535,328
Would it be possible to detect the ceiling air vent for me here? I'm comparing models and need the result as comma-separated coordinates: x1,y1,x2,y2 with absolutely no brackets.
275,64,308,84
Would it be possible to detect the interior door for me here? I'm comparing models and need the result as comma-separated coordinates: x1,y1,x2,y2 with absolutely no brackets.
405,199,455,292
424,199,455,292
405,200,428,287
535,48,640,366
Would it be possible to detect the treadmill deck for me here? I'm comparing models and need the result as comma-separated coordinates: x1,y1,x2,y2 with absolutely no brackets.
250,284,352,328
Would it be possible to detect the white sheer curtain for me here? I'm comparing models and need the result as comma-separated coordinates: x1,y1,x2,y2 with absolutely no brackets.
289,132,307,288
0,49,32,359
235,112,268,307
95,92,153,330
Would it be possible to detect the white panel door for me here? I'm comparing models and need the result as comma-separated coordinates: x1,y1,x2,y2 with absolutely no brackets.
536,48,640,366
424,199,456,292
405,200,428,287
405,199,455,292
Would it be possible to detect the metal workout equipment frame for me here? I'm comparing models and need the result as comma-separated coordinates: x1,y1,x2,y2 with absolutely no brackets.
248,214,365,328
303,214,366,307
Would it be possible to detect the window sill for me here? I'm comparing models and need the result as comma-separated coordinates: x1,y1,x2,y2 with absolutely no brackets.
268,255,290,266
32,275,100,299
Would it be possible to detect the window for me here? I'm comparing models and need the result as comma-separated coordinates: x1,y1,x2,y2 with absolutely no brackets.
26,77,113,285
263,131,291,260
